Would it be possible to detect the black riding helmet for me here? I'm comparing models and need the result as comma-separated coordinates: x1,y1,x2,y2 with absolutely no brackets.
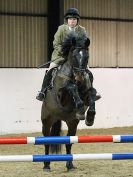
64,8,80,20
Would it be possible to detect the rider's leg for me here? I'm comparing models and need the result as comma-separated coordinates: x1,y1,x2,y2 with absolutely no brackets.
36,69,53,101
36,62,58,101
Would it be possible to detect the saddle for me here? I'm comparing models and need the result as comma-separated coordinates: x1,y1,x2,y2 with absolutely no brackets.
48,65,72,90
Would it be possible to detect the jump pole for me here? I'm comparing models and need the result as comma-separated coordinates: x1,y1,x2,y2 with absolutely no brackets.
0,135,133,144
0,153,133,162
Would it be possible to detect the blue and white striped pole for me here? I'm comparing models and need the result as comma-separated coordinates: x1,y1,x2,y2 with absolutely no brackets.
0,153,133,162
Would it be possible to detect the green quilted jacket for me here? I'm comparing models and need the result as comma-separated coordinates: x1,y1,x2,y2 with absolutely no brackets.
51,24,87,64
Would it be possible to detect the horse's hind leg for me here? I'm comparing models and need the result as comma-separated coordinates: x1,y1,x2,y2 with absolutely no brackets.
65,119,79,171
42,118,52,172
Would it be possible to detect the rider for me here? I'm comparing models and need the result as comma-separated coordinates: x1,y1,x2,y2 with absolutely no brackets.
36,8,101,102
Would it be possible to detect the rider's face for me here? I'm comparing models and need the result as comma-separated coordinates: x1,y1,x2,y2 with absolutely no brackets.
67,18,78,28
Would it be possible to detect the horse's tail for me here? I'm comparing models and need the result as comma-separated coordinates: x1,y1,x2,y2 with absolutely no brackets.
50,120,62,154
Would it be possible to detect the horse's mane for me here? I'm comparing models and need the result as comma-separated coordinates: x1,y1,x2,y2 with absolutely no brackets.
62,31,89,56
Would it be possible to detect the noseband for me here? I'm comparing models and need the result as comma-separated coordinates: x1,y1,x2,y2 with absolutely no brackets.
73,66,87,73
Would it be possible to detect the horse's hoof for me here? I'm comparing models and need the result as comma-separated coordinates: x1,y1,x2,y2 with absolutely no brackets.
85,119,94,126
67,166,77,172
66,161,76,171
43,166,51,172
85,111,96,126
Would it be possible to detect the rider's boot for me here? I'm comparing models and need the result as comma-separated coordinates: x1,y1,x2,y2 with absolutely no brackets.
36,88,46,101
36,69,53,101
36,79,47,101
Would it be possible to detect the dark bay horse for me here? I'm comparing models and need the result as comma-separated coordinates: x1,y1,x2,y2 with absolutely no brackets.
41,33,96,171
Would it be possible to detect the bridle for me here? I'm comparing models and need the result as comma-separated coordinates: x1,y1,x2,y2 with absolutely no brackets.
72,46,88,77
73,66,87,73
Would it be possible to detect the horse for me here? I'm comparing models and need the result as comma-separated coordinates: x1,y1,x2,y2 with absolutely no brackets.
41,32,97,171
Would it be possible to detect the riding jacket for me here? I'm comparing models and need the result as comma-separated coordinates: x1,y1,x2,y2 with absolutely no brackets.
51,24,87,65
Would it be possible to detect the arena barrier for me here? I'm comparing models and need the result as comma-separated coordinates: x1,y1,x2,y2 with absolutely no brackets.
0,153,133,162
0,135,133,162
0,135,133,144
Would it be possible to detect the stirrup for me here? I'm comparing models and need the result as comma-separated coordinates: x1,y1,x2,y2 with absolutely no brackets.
36,91,45,101
95,93,101,101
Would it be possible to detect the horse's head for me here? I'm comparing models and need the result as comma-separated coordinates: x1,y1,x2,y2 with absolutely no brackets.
62,32,90,82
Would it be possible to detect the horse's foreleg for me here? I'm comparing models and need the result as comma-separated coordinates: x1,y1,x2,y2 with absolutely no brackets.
65,120,79,171
65,82,85,120
42,119,52,172
43,145,50,171
65,144,75,171
85,88,96,126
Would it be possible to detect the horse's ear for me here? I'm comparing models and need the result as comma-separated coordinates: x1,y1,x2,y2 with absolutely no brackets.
85,38,90,47
71,37,76,46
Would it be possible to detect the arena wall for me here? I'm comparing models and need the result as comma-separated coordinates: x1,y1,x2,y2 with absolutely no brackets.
0,68,133,134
